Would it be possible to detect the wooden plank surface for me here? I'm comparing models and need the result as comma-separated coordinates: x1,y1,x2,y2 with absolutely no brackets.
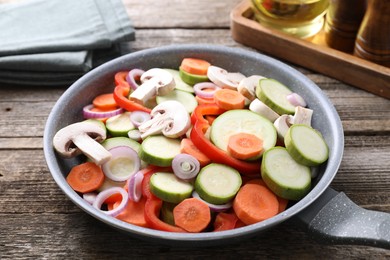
0,0,389,259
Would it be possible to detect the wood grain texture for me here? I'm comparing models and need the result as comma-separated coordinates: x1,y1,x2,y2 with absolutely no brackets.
0,0,389,258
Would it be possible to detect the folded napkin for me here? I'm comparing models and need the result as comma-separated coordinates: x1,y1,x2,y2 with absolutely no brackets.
0,0,135,86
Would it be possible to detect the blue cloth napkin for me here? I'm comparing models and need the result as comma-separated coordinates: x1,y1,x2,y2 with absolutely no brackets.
0,0,135,86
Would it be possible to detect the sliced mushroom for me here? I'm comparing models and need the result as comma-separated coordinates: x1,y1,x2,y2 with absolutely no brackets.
130,68,175,105
138,100,191,139
290,106,313,126
207,65,246,90
274,114,293,140
238,75,265,101
249,98,280,122
53,121,111,165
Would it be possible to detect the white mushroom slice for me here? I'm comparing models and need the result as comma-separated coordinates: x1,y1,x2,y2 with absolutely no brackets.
290,106,313,126
138,100,191,139
130,68,175,105
274,114,293,140
238,75,265,101
207,65,246,90
249,98,280,122
53,121,111,165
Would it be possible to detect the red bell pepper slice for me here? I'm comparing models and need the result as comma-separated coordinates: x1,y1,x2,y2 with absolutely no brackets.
114,71,131,88
141,167,186,232
190,104,260,176
213,212,239,232
113,85,151,113
144,199,186,233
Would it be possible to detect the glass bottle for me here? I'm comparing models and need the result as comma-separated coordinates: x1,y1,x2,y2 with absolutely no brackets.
354,0,390,67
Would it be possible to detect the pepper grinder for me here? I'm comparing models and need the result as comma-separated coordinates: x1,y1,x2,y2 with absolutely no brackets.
325,0,367,53
354,0,390,67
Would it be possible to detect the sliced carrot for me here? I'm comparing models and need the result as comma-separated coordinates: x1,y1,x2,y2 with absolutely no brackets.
92,93,118,110
214,89,245,110
180,58,211,76
112,196,149,228
173,198,211,233
213,212,239,232
227,133,263,160
246,178,289,213
233,183,279,225
180,138,211,167
195,95,216,105
66,162,105,193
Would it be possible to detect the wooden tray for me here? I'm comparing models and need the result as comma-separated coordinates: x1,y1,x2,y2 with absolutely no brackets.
230,0,390,99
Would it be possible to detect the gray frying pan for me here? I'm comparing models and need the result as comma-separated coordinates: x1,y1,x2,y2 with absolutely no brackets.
43,44,390,248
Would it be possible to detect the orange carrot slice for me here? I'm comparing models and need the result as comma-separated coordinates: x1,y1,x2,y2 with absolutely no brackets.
233,183,279,225
173,198,211,233
214,89,245,110
93,93,118,110
227,133,263,160
66,162,105,193
195,95,216,105
180,58,211,76
180,138,211,167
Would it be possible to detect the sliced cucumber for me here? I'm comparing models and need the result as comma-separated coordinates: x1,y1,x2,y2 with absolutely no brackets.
139,135,181,167
261,147,311,200
160,201,177,225
156,89,198,113
256,78,296,115
163,69,194,93
284,124,329,166
210,109,277,160
102,136,140,152
150,172,193,203
106,112,135,137
195,163,242,205
179,67,209,85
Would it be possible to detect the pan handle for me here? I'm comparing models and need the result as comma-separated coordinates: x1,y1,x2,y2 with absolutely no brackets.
296,187,390,249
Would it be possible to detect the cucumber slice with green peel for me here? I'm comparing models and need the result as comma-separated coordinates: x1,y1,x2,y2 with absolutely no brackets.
106,112,135,137
161,201,177,225
163,69,194,93
179,67,209,85
284,124,329,166
195,163,242,205
139,135,181,167
150,172,194,203
102,137,141,152
156,89,198,113
102,137,148,168
261,147,311,200
210,109,277,160
256,78,296,115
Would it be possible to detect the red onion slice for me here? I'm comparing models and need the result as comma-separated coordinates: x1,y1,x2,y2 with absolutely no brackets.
127,170,144,202
172,154,200,181
102,146,141,182
83,192,97,205
126,69,145,90
83,104,124,119
193,82,221,99
130,111,151,127
192,191,232,212
286,93,307,107
93,187,128,217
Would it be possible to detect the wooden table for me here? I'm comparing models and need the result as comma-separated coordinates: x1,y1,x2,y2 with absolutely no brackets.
1,0,389,258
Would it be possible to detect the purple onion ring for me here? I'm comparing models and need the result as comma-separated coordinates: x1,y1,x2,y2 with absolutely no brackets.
126,69,145,90
92,187,128,217
127,170,144,202
83,104,124,119
193,82,221,99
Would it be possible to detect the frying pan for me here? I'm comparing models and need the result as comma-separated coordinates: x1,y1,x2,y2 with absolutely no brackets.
43,44,390,249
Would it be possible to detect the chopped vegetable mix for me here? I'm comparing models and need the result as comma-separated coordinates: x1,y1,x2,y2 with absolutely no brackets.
53,57,329,233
